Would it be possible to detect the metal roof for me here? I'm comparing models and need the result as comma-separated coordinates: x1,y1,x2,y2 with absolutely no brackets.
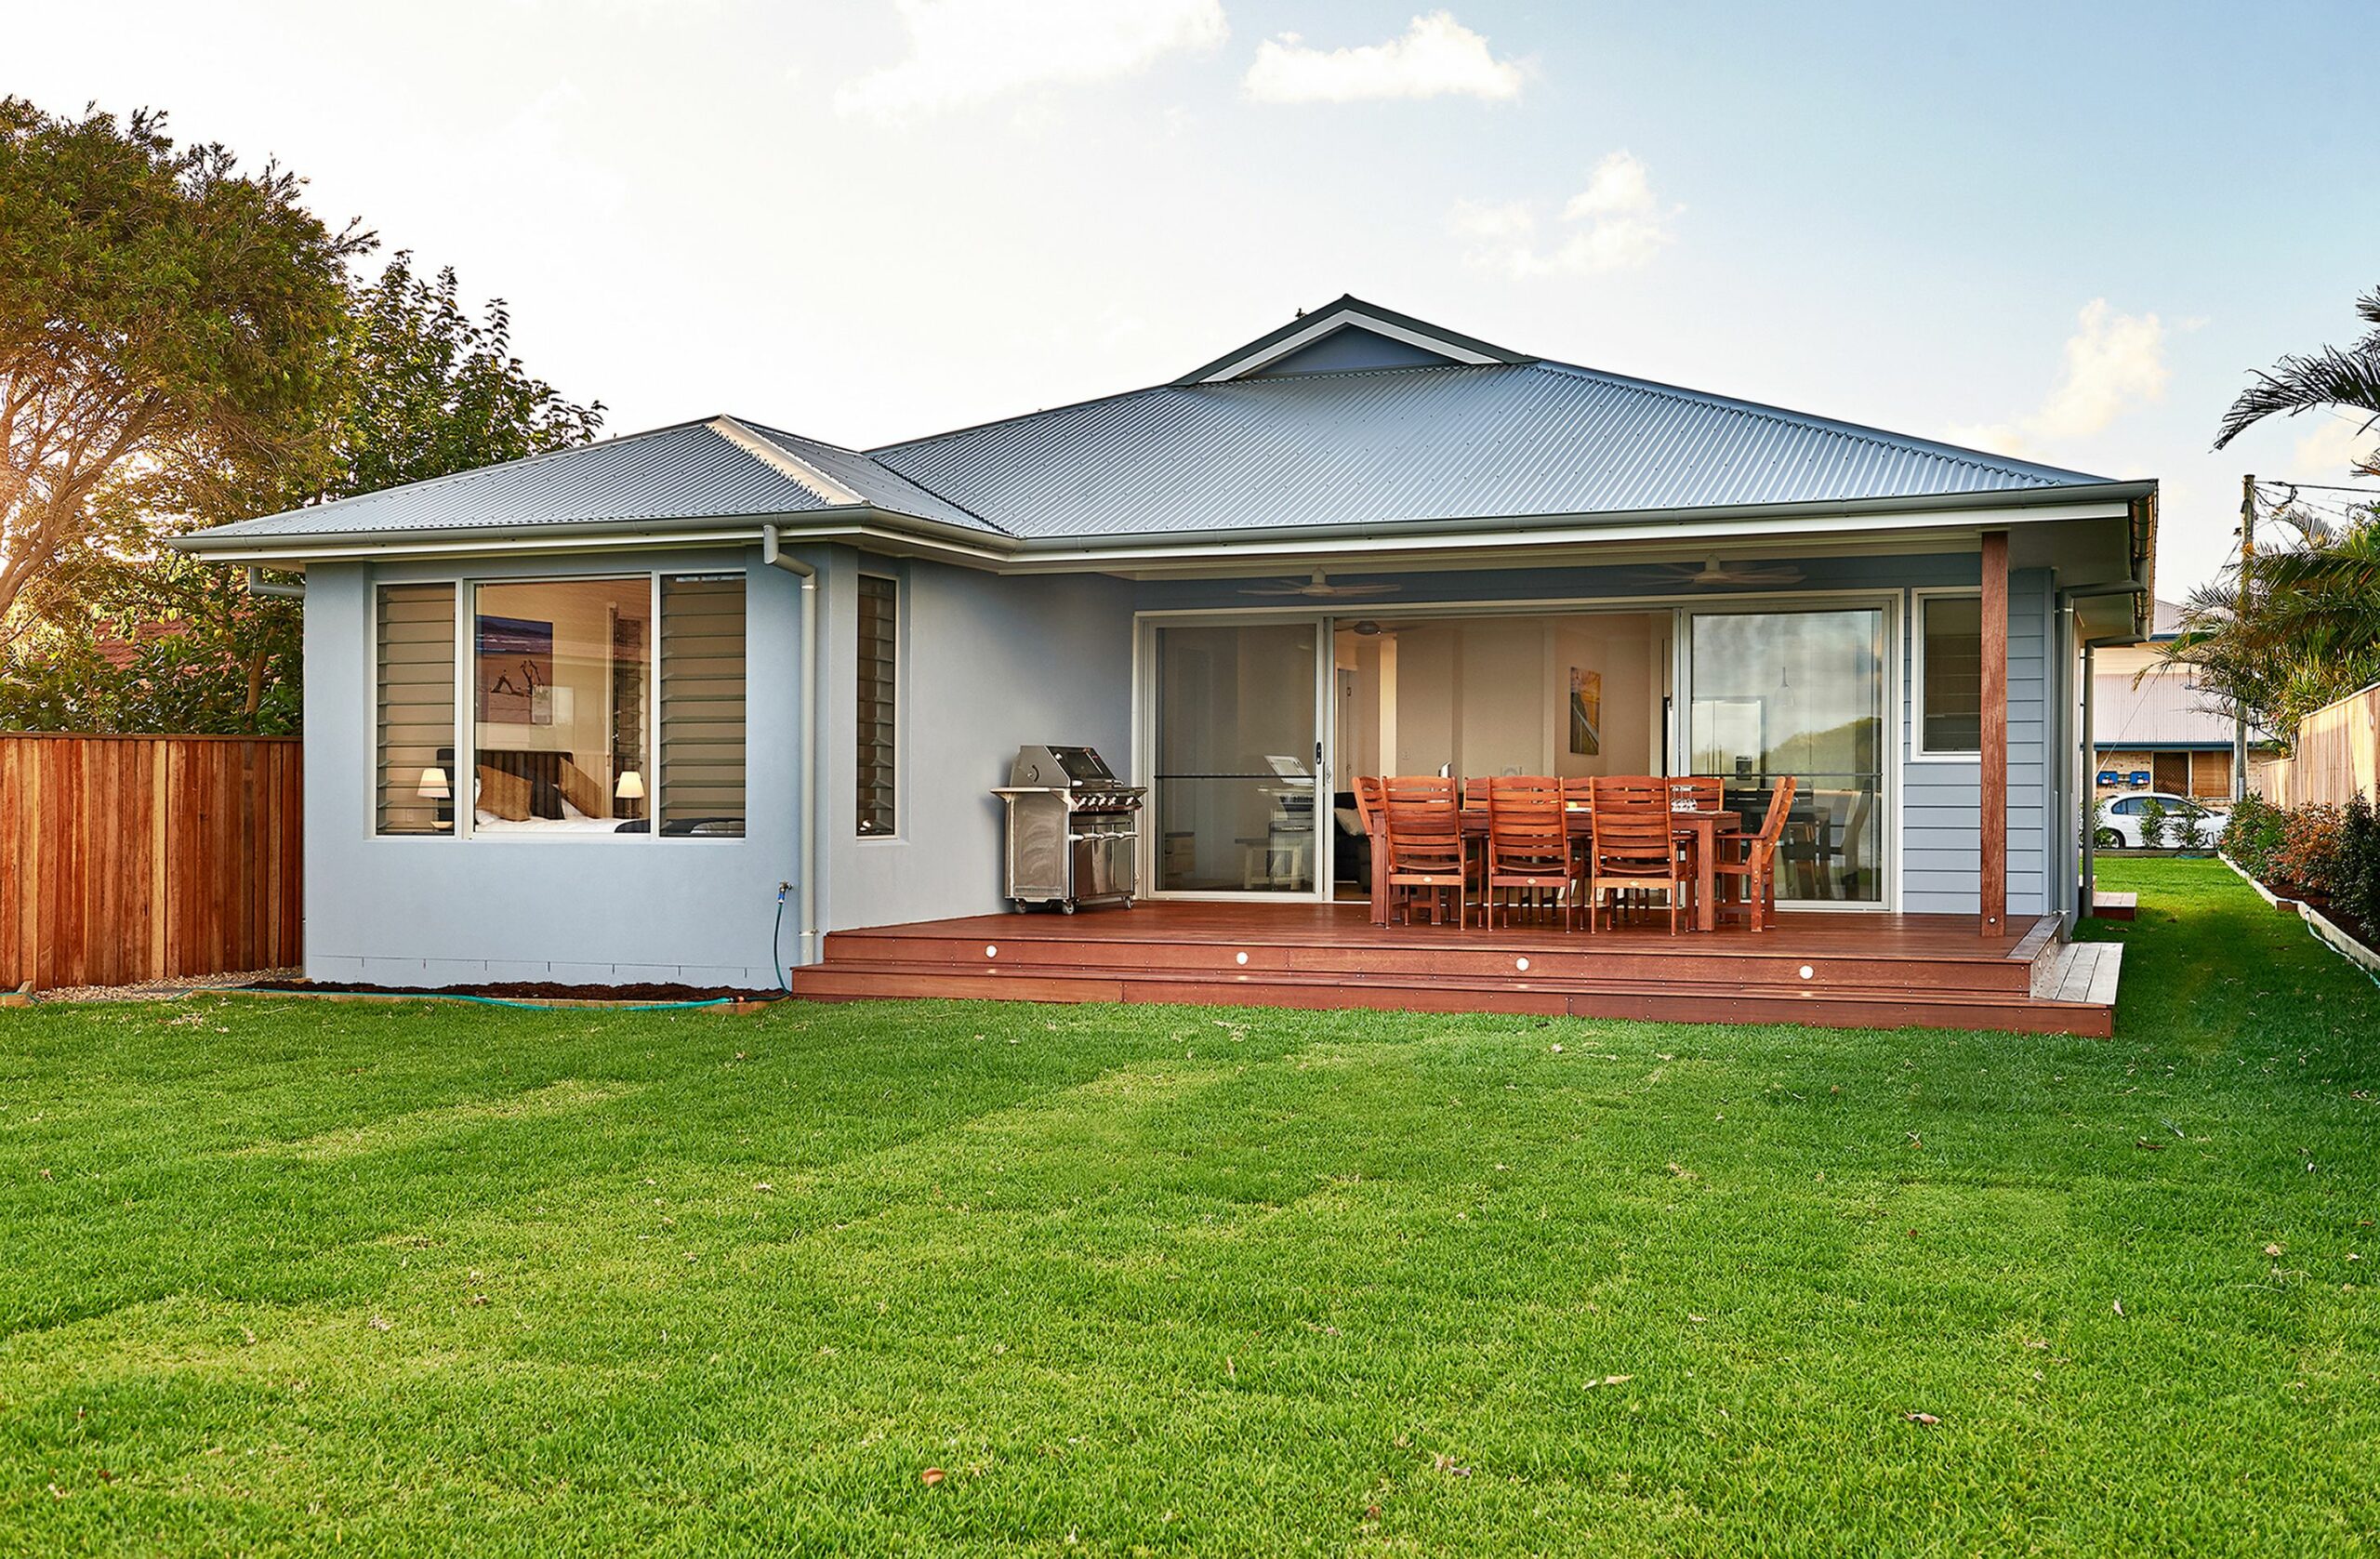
181,301,2126,553
869,359,2109,540
188,416,1002,541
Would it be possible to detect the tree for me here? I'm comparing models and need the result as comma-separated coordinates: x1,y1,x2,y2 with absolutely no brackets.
332,252,604,503
2163,502,2380,744
0,149,604,733
0,98,368,637
2162,285,2380,746
0,549,300,733
2215,284,2380,472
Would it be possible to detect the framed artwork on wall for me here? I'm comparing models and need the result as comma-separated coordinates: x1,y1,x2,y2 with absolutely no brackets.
476,614,554,725
1568,667,1602,757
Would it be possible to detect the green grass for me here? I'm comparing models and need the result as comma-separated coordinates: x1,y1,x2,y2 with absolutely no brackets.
3,857,2376,1556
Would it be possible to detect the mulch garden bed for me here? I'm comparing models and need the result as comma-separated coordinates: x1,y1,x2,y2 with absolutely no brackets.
243,978,781,1007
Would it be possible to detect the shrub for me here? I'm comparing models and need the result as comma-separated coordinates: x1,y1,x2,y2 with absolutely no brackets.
2221,793,2287,878
2177,803,2209,852
2276,803,2348,899
2138,797,2167,849
2338,794,2380,936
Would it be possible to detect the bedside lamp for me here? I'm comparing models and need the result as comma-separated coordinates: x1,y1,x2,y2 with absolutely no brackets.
615,768,644,819
417,766,453,831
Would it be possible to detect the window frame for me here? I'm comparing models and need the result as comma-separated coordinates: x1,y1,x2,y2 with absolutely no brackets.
1910,588,1985,761
371,568,747,845
854,569,902,841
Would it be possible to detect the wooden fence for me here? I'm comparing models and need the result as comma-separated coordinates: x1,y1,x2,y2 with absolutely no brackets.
2253,683,2380,810
0,734,301,990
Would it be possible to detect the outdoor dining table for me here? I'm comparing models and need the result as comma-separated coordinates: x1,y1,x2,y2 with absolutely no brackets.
1367,803,1743,932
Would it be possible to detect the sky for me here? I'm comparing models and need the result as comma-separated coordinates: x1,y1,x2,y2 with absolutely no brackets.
16,0,2376,590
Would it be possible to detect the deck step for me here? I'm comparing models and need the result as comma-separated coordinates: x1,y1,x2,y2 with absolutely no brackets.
818,932,2044,996
2090,891,2138,921
791,957,2114,1037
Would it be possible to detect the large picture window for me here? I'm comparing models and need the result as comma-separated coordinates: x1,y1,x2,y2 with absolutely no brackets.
469,577,650,835
1916,594,1983,756
374,570,747,840
857,575,897,836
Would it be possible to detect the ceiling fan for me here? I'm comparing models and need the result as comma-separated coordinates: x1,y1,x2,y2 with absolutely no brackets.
1633,557,1805,589
1241,567,1401,600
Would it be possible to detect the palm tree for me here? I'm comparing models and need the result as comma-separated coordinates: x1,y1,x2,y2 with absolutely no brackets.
2165,504,2380,743
2215,285,2380,470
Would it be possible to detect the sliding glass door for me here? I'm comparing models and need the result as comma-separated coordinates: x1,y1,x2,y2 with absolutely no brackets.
1148,621,1326,896
1686,605,1886,905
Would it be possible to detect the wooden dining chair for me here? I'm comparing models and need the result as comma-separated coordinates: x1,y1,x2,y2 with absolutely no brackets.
1381,775,1470,928
1712,775,1797,931
1483,776,1575,930
1586,775,1695,933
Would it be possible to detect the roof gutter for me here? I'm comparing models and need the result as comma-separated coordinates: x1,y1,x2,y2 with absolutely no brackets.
169,478,2158,573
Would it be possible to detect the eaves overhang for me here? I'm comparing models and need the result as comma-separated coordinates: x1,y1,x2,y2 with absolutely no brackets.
167,478,2158,575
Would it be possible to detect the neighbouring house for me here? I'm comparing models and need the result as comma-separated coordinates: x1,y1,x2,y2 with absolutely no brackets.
2090,597,2265,799
174,297,2154,1030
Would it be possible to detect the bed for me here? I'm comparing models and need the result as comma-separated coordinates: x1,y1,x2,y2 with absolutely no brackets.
441,748,744,836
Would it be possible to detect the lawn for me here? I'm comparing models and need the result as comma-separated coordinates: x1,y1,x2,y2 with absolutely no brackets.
3,857,2376,1556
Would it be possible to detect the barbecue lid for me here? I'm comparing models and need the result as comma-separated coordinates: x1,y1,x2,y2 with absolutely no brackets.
1010,744,1117,787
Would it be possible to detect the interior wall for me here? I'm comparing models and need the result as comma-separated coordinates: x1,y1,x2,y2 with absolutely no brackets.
1353,612,1664,779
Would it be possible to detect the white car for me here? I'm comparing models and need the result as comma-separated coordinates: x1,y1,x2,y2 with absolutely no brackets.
2095,790,2228,849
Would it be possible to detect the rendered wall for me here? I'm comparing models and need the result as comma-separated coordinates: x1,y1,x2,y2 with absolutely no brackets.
302,547,806,989
815,553,1135,932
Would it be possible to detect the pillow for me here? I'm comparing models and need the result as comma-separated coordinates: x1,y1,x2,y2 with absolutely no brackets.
476,764,532,823
559,797,590,822
556,758,608,820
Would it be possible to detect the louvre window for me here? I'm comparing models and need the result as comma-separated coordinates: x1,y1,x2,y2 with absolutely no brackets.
1919,595,1983,755
659,575,747,836
377,583,457,835
857,575,898,836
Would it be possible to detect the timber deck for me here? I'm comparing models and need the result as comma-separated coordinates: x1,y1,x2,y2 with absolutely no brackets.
791,902,2120,1037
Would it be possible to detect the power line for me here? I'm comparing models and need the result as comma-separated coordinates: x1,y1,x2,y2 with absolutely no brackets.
2254,481,2380,496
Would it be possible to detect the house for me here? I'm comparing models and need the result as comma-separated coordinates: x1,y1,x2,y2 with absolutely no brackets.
2089,598,2260,799
174,297,2153,1031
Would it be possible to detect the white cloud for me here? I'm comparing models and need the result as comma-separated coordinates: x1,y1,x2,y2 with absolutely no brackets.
1245,11,1524,104
2292,415,2379,479
1946,299,2170,456
834,0,1227,121
1450,152,1678,278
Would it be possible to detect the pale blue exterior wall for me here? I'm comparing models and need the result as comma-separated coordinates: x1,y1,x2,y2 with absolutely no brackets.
301,547,807,988
298,547,1133,988
298,542,2069,988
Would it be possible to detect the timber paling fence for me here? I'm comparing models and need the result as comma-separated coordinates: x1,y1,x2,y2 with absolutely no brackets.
0,733,301,991
2254,684,2380,811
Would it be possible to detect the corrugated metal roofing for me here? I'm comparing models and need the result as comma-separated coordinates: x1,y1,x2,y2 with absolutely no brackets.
736,420,991,532
192,418,1003,540
188,316,2119,549
868,360,2109,539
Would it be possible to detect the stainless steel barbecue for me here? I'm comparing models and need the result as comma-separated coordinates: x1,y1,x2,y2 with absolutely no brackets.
992,744,1144,912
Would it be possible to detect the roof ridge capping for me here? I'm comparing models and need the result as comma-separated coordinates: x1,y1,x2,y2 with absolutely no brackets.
707,415,864,505
1173,294,1533,385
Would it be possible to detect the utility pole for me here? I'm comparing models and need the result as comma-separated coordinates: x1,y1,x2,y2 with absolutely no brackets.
2233,473,2254,800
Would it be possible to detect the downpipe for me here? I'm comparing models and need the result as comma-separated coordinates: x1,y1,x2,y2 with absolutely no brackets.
763,525,820,971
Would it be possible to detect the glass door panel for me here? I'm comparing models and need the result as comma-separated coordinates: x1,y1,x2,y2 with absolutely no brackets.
1152,622,1322,894
1687,607,1885,904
